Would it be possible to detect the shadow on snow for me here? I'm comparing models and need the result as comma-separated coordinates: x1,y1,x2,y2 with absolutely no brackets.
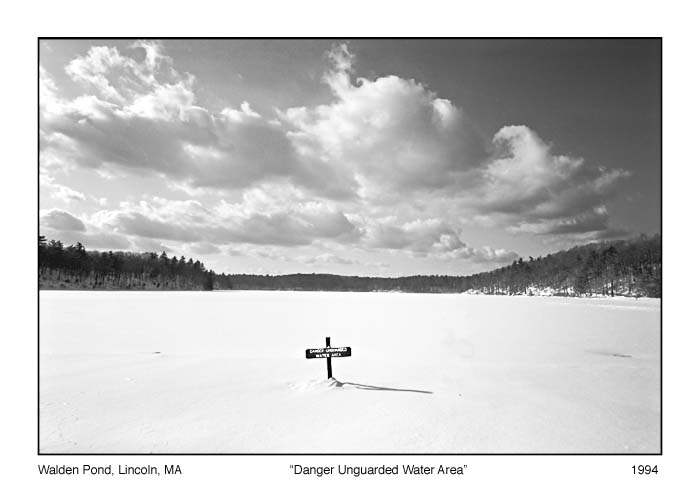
333,379,433,394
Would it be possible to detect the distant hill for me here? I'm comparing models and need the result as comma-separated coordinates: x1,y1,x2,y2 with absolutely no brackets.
39,234,661,297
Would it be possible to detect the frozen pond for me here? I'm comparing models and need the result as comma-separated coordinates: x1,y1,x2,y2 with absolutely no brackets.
39,291,660,453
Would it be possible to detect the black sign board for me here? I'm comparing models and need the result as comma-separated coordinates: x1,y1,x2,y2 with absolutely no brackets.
305,347,351,359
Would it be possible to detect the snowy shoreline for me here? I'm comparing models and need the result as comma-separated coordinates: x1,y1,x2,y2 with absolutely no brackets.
38,286,660,300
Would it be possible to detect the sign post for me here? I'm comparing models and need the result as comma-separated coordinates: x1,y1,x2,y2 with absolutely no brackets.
325,336,332,379
305,337,352,379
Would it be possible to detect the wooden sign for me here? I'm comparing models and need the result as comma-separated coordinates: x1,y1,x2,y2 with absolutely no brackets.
305,347,351,358
305,337,351,379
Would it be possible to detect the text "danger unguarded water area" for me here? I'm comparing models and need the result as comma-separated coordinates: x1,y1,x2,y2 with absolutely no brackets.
291,464,467,477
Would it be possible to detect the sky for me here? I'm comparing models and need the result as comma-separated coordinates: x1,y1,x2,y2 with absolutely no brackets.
39,39,661,276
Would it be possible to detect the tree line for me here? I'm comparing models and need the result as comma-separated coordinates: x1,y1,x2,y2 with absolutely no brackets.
39,234,661,297
461,234,661,297
39,236,214,290
213,234,660,296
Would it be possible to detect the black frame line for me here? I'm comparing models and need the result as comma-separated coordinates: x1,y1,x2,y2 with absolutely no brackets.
37,36,662,456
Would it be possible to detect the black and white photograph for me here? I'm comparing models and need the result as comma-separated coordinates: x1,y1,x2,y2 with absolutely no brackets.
37,38,661,455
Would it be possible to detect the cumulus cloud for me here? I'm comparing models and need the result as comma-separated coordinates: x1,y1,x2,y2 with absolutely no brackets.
476,126,626,214
40,44,354,198
41,41,486,200
282,43,484,199
460,125,630,238
40,209,86,231
40,85,213,178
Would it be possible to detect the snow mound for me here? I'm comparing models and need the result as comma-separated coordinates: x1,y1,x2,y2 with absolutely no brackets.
288,378,344,392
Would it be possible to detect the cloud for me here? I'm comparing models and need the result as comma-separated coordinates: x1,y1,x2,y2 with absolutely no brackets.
538,226,631,249
434,245,520,264
75,232,132,250
509,205,610,236
40,174,86,203
43,40,483,201
42,44,627,231
248,249,390,270
40,209,86,231
475,126,627,215
40,229,132,251
366,218,458,252
90,190,360,247
364,216,518,265
68,187,518,267
40,209,137,250
189,243,221,255
39,41,634,271
64,41,184,110
102,211,201,242
132,237,172,253
297,253,355,265
281,43,484,199
295,252,391,271
40,89,213,178
185,105,354,197
457,125,630,238
41,45,354,199
77,190,520,267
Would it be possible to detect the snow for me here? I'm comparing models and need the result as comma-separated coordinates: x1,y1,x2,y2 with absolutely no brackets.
39,291,660,453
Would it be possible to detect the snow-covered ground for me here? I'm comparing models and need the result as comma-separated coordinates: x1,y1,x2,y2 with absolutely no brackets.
39,291,660,453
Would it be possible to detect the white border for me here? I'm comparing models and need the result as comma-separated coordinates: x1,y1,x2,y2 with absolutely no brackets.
2,0,696,490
